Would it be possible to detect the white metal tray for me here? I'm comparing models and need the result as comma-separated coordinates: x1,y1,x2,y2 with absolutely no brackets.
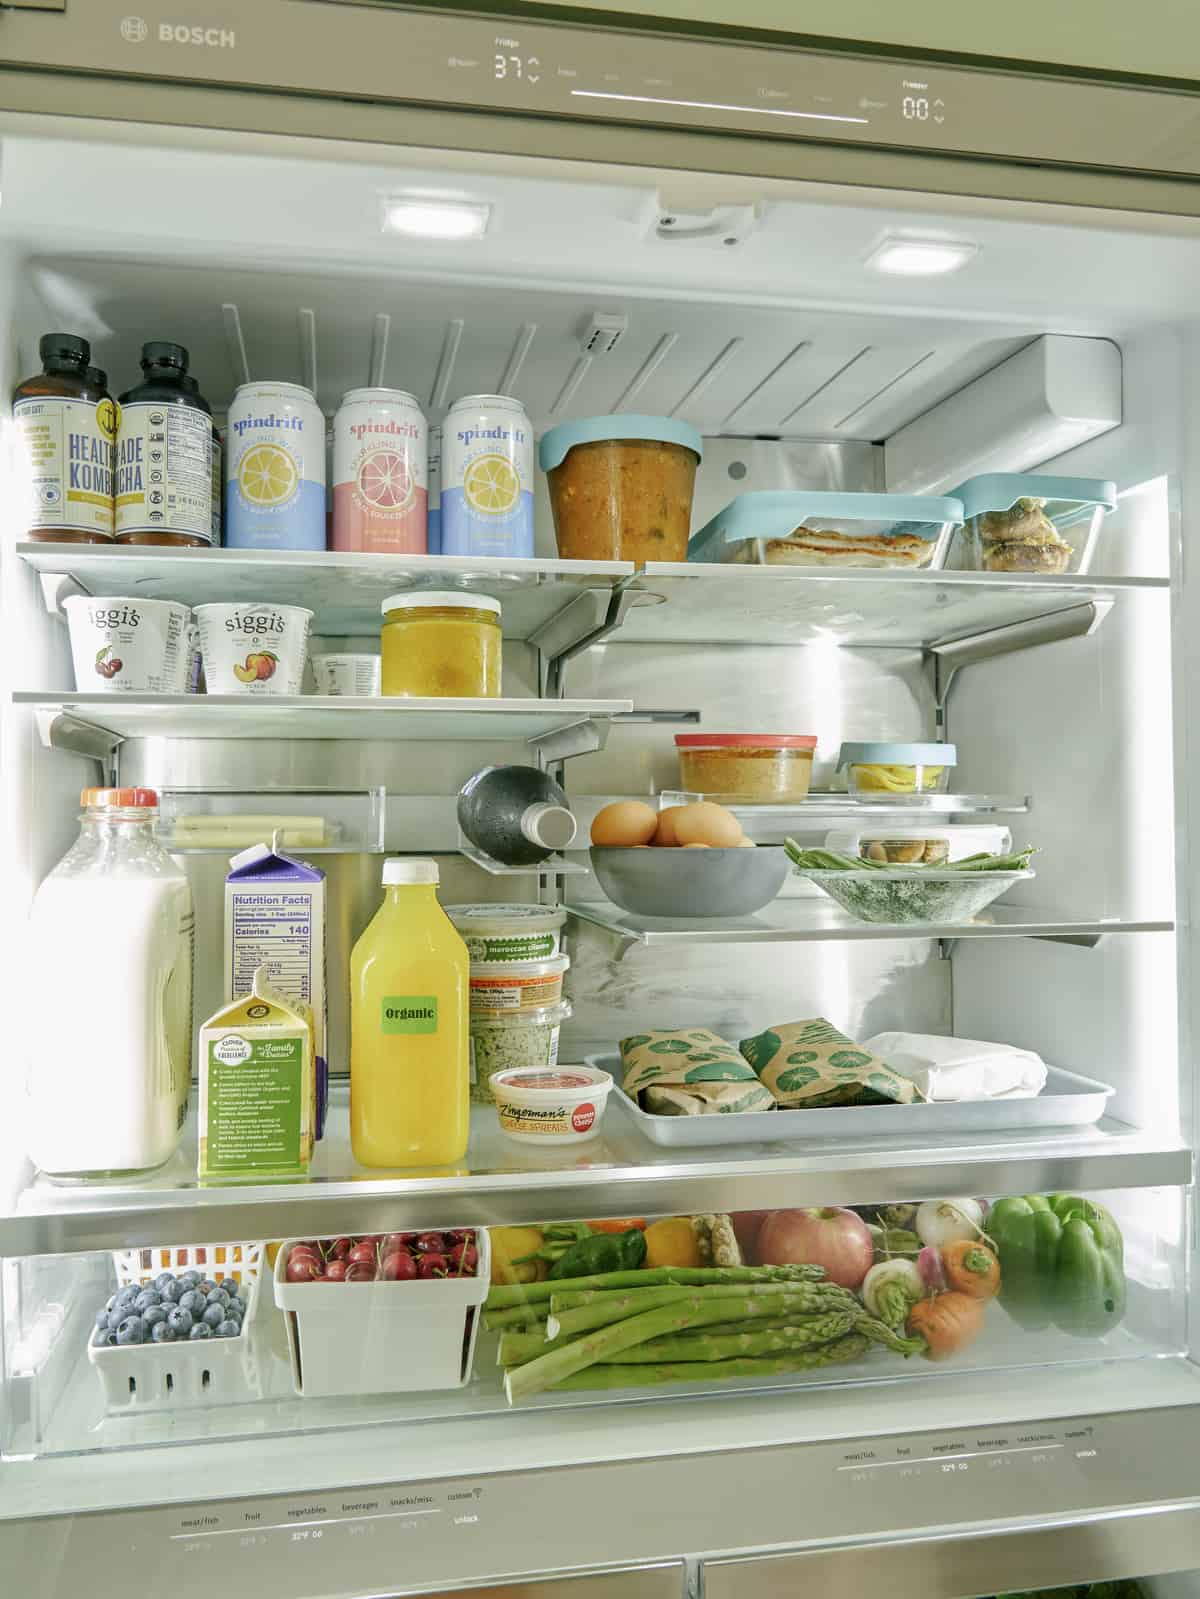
586,1056,1114,1147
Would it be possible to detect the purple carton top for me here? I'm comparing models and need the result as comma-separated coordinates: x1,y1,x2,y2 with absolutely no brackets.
226,841,325,883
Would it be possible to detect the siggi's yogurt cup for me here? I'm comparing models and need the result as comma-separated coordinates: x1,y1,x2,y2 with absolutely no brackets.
311,653,381,697
194,602,313,695
63,595,191,693
490,1060,612,1145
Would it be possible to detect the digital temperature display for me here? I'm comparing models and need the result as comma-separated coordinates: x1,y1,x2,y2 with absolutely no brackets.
493,36,540,84
903,95,930,121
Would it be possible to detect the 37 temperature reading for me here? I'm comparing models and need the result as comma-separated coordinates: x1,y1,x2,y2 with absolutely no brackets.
494,54,541,84
903,96,930,121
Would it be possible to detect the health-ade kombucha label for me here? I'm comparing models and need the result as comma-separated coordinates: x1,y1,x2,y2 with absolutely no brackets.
116,402,214,543
14,395,116,538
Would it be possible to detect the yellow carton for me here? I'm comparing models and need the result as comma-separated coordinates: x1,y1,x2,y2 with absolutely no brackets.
199,964,314,1179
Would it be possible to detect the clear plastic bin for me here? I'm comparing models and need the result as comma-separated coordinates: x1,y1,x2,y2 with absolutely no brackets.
688,491,962,569
539,414,703,562
675,733,817,802
949,473,1117,575
838,742,957,796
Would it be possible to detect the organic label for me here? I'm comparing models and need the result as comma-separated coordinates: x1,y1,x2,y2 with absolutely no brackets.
382,996,438,1035
204,1037,303,1171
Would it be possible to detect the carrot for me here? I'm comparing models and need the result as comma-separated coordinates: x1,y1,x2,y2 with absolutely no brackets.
586,1218,647,1234
941,1239,1001,1301
907,1291,986,1360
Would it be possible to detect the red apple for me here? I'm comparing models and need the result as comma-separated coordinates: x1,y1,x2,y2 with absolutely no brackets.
345,1262,376,1282
324,1259,348,1282
731,1211,770,1264
380,1250,417,1282
756,1208,874,1290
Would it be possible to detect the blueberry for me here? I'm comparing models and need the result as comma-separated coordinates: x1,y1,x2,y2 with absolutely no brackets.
178,1270,201,1289
92,1327,114,1348
178,1290,206,1315
95,1306,111,1329
114,1286,140,1310
154,1272,176,1292
189,1322,213,1340
134,1290,161,1314
227,1298,245,1320
142,1305,168,1328
105,1293,119,1312
215,1319,240,1339
205,1289,230,1311
116,1316,145,1346
201,1303,225,1329
218,1278,239,1297
107,1308,128,1332
167,1306,193,1335
195,1280,216,1297
159,1279,182,1303
151,1321,176,1343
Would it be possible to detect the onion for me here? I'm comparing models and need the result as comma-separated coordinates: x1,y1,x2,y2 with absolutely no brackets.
917,1245,946,1293
915,1198,984,1249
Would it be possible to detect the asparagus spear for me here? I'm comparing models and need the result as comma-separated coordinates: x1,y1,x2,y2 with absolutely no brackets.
510,1291,861,1402
498,1325,573,1367
482,1304,547,1332
548,1283,856,1342
484,1263,826,1311
545,1335,871,1390
599,1313,858,1363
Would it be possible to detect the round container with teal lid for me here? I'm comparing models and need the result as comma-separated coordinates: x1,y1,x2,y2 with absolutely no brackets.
838,741,958,796
538,414,703,563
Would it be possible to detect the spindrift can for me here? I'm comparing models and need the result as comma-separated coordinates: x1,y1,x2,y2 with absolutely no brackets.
442,394,533,558
225,381,325,550
331,388,427,553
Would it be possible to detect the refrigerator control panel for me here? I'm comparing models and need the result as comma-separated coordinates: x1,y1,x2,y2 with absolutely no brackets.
3,0,1200,177
5,1406,1199,1596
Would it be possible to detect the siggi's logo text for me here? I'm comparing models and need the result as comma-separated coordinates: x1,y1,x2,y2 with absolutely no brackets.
158,23,236,48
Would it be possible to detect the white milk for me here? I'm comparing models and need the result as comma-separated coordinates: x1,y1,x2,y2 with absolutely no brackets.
26,877,194,1177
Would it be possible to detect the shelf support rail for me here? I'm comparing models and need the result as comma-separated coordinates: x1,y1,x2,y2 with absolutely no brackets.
931,599,1113,729
35,710,123,784
534,579,639,698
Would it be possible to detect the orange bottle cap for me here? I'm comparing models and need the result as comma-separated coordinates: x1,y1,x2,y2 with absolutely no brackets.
80,786,159,808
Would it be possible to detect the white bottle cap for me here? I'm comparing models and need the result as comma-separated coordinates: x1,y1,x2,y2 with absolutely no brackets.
520,802,578,852
382,858,440,885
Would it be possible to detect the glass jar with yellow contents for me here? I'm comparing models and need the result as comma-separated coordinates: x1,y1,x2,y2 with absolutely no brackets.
381,591,502,698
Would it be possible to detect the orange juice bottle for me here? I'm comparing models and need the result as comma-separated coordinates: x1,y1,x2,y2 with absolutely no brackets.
349,859,469,1167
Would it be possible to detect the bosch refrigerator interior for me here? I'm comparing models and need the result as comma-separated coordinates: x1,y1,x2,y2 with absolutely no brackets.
2,4,1200,1597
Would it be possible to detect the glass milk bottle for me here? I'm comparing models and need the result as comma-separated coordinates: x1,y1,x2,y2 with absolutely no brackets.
25,787,194,1179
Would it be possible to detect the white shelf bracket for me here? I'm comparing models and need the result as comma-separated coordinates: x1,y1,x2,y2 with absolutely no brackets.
38,570,91,617
37,710,122,780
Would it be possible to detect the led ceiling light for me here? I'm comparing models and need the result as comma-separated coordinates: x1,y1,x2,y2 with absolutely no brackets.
865,235,978,276
380,197,491,240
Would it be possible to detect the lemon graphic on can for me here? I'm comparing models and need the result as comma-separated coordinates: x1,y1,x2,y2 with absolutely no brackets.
237,443,299,508
463,453,519,516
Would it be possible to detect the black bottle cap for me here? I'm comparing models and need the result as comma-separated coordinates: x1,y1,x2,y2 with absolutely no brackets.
85,366,109,391
141,341,189,371
40,332,90,365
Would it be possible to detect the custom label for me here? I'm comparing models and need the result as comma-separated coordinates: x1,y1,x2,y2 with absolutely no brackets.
204,1037,304,1172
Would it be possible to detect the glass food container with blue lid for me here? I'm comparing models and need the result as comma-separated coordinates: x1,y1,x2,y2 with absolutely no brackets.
687,491,963,569
838,741,958,795
949,473,1117,575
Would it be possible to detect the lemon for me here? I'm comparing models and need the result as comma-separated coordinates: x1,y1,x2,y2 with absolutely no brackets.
464,453,519,516
237,444,298,507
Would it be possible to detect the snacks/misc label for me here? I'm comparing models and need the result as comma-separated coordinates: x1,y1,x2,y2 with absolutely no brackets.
115,401,213,542
14,394,116,537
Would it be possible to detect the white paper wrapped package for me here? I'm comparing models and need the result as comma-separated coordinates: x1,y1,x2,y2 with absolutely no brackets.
863,1032,1048,1102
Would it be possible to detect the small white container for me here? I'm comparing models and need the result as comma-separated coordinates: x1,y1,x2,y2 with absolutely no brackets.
273,1233,490,1396
311,652,381,697
469,952,569,1016
88,1242,263,1413
194,602,313,695
63,595,191,693
490,1062,613,1145
447,903,566,962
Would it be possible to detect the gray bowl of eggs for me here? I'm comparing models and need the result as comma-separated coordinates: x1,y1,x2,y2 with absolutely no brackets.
589,800,789,918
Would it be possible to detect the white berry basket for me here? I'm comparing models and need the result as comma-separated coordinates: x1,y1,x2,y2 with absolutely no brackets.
88,1242,265,1413
273,1233,490,1398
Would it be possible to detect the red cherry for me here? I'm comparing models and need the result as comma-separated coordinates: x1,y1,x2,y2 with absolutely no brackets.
347,1242,378,1266
380,1251,418,1281
357,1236,383,1247
345,1262,376,1282
382,1234,410,1255
285,1255,324,1283
418,1253,449,1278
324,1259,348,1282
413,1232,445,1255
450,1243,479,1274
328,1238,353,1260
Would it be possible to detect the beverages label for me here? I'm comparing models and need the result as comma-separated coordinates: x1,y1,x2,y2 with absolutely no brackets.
14,394,116,538
442,404,534,557
332,396,427,553
381,996,439,1035
226,387,326,551
115,402,213,542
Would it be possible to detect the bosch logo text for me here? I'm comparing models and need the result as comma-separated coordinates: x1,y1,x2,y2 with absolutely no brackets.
158,23,236,48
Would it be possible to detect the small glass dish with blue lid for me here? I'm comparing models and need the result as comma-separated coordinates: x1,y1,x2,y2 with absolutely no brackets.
687,490,962,569
949,474,1117,575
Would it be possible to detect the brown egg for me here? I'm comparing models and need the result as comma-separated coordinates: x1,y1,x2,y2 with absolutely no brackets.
682,842,711,848
673,801,744,849
654,806,686,847
735,837,757,848
590,800,659,848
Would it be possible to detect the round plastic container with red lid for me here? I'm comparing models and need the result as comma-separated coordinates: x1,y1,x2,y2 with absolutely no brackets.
674,734,818,804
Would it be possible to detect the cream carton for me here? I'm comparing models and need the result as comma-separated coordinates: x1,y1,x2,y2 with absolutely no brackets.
225,836,328,1136
199,965,314,1179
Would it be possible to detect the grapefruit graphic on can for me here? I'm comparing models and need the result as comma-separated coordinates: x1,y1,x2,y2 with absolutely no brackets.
332,388,427,553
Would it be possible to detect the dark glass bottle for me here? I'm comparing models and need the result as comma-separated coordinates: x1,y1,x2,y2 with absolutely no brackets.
116,341,214,547
12,333,115,543
457,764,577,867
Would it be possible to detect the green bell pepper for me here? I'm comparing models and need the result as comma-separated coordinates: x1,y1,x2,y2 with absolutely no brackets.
988,1193,1125,1339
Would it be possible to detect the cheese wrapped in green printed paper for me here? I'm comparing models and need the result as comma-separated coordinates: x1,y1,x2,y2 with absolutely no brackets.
620,1028,776,1115
740,1017,923,1108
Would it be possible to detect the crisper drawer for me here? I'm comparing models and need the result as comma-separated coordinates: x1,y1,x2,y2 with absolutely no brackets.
415,1573,683,1599
704,1509,1200,1599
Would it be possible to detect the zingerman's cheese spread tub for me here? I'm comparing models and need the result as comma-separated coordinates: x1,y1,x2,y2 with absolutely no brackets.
490,1062,612,1145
